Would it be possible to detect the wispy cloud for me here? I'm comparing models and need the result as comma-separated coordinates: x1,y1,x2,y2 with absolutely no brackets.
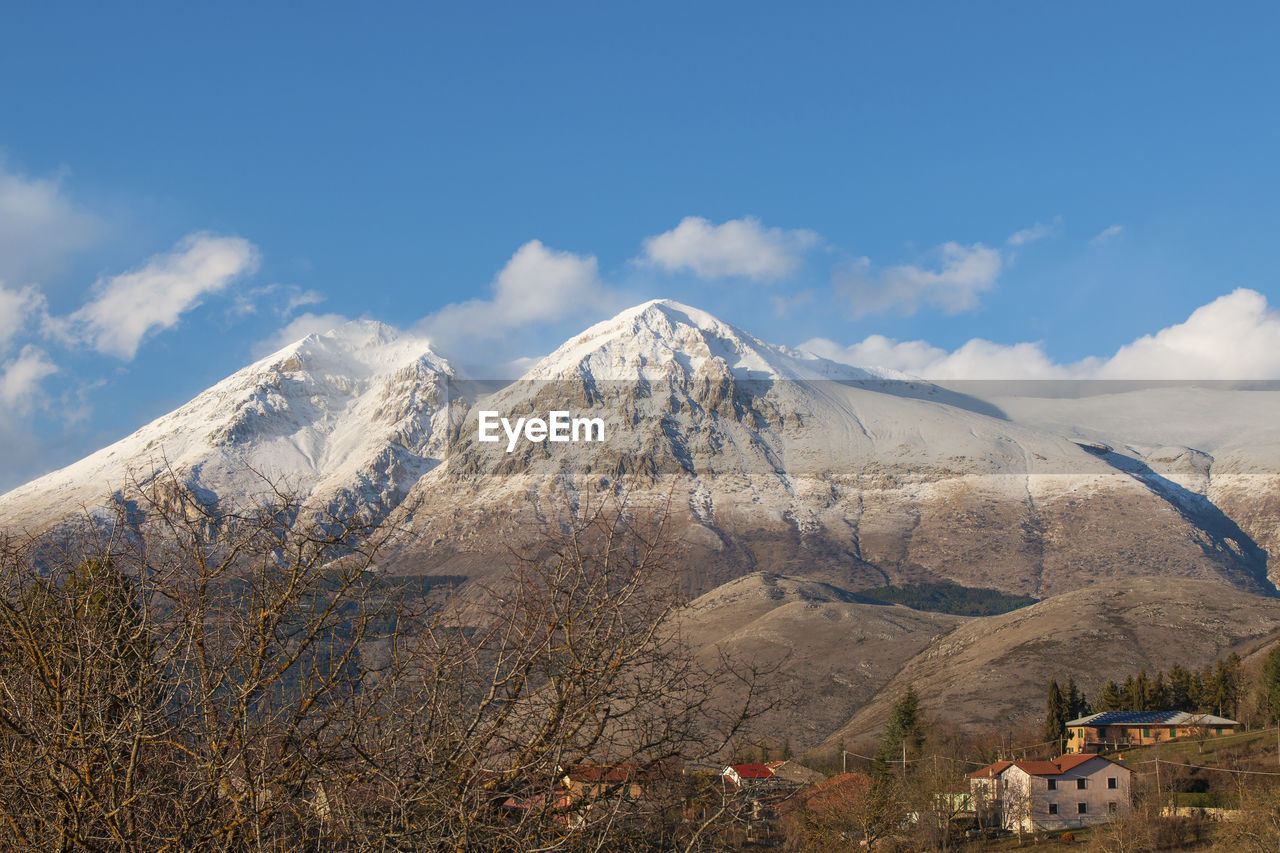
0,284,46,351
1092,224,1124,244
0,345,58,410
0,161,104,286
770,289,815,318
640,216,819,282
252,311,356,357
834,241,1003,318
1006,216,1062,247
53,233,260,360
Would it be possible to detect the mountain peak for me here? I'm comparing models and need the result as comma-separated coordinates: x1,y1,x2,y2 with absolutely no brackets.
259,318,450,381
523,299,883,382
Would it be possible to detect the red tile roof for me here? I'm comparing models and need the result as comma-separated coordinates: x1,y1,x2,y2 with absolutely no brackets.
783,773,873,818
968,760,1013,779
729,763,777,779
968,754,1112,779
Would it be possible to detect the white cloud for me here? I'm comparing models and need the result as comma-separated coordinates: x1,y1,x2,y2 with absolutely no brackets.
1092,224,1125,244
1096,288,1280,379
421,240,615,348
1007,217,1061,246
802,334,1070,380
229,283,326,320
0,346,57,410
836,241,1003,318
285,288,326,315
0,162,103,285
640,216,819,282
0,283,46,350
803,288,1280,380
252,311,355,357
58,233,259,359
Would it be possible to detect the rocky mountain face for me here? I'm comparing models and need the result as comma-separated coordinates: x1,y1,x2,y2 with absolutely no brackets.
0,320,459,533
381,300,1275,600
3,301,1279,751
3,301,1276,598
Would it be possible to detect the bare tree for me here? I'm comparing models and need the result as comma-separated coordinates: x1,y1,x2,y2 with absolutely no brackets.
780,772,899,852
0,469,764,852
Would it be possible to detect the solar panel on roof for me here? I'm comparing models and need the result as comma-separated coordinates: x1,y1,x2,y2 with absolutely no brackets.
1087,711,1176,725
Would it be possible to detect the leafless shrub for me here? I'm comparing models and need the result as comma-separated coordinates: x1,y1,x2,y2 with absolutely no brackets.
0,470,764,851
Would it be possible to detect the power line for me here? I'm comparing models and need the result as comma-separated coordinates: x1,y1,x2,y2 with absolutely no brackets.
1133,758,1280,778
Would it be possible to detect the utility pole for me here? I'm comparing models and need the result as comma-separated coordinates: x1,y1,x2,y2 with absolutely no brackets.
1154,757,1161,817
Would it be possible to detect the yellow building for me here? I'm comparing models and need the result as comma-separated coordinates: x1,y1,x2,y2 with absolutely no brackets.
1065,711,1237,753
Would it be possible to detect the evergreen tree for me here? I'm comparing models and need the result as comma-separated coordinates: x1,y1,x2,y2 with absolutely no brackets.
1192,667,1207,710
1261,643,1280,724
1095,681,1124,712
1123,674,1139,710
1153,670,1169,711
874,686,925,781
1065,677,1088,719
1044,680,1067,747
1168,663,1195,710
1198,665,1214,712
1212,654,1242,718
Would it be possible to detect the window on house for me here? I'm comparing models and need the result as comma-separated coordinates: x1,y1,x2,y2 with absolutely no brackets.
1048,803,1058,815
1078,802,1088,814
1142,727,1151,737
1109,802,1118,814
1047,779,1056,790
1076,778,1087,790
1108,777,1118,789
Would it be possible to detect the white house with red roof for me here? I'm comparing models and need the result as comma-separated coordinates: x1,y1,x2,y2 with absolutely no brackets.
968,754,1131,832
720,761,786,790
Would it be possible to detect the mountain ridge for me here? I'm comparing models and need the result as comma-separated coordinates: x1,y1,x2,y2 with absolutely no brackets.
2,301,1274,602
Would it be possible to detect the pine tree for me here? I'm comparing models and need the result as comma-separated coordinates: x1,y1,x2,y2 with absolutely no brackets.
1261,643,1280,724
1168,663,1195,710
875,686,925,781
1123,674,1139,710
1198,665,1215,712
1095,681,1124,712
1153,670,1169,711
1192,667,1208,710
1045,681,1067,748
1065,677,1088,719
1213,654,1242,718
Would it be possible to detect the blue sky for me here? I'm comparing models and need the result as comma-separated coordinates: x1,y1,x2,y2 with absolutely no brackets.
2,2,1279,490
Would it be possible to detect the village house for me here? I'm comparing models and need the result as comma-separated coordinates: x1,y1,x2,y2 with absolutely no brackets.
1065,711,1238,753
561,763,648,803
968,754,1131,833
721,762,786,790
721,762,811,821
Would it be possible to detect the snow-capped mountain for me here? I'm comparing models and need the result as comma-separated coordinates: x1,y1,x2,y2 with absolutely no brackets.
2,301,1276,600
0,320,459,532
386,300,1275,598
521,299,895,383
